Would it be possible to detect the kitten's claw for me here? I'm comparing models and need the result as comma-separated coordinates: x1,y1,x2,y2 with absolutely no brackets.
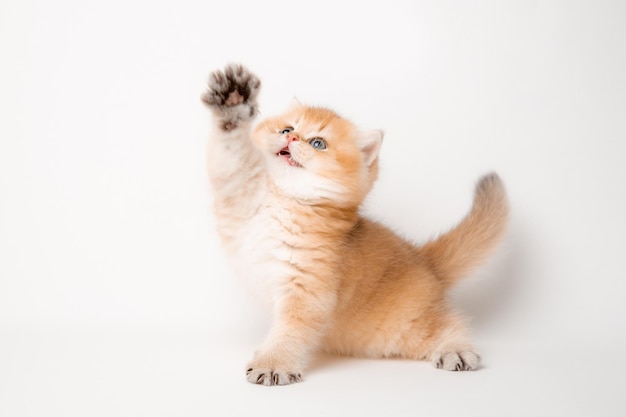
202,64,261,131
432,351,480,371
246,367,303,386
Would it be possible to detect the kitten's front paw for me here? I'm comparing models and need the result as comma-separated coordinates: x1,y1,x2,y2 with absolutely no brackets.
246,367,303,386
432,350,480,371
201,64,261,131
246,355,303,386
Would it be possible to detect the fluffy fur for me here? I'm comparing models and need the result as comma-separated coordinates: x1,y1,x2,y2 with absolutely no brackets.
202,64,509,386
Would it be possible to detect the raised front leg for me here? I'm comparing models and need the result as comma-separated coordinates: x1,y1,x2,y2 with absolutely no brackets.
202,64,265,217
202,63,261,132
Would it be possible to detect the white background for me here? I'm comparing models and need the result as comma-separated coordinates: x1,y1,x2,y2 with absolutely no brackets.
1,0,625,416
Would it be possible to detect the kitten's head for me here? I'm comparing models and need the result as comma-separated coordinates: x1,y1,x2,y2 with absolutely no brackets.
252,101,383,206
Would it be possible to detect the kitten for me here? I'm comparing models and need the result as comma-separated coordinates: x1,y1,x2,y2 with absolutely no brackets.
202,64,509,386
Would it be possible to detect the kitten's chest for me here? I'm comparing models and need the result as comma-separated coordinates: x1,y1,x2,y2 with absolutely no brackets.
240,205,297,255
230,200,306,294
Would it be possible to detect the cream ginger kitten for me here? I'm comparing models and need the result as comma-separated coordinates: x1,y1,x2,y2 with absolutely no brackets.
202,64,509,386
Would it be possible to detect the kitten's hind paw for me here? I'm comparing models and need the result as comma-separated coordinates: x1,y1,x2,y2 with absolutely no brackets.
202,64,261,131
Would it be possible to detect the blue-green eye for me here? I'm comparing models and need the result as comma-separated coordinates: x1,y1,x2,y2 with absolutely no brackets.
309,137,327,150
279,127,293,134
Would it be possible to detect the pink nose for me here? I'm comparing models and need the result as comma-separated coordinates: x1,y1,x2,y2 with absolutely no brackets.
287,134,298,142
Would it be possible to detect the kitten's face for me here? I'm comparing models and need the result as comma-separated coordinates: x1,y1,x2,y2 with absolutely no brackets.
252,103,382,205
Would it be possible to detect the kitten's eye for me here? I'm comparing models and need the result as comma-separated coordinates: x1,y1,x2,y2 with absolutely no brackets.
279,127,294,134
309,137,327,150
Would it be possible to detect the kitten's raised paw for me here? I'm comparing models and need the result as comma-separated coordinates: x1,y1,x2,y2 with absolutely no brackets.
202,64,261,131
432,350,480,371
246,367,303,386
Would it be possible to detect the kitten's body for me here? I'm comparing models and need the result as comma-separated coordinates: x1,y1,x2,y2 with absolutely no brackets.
203,65,509,385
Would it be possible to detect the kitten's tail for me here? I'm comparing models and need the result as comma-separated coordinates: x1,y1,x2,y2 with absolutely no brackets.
421,173,510,288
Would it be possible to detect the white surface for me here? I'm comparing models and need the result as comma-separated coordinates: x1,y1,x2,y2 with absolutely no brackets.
1,326,622,417
1,1,625,416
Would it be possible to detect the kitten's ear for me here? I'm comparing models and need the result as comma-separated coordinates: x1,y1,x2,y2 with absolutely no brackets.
288,96,302,109
356,130,383,166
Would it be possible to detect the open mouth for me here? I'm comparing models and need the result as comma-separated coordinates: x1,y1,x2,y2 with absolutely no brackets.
276,146,302,167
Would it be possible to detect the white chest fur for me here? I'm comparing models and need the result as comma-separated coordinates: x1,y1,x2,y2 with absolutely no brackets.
225,197,300,304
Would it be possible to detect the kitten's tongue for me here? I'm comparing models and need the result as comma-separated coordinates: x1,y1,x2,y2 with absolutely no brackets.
278,146,301,167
